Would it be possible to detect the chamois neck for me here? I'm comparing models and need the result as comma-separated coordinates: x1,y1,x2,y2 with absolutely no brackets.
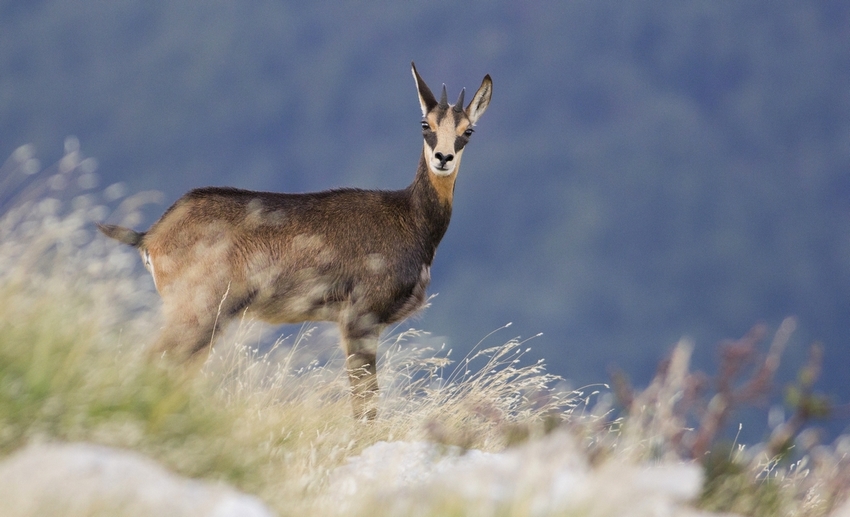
410,154,457,207
408,154,454,252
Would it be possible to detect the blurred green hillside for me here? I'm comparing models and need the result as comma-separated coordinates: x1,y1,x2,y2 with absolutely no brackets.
2,1,848,414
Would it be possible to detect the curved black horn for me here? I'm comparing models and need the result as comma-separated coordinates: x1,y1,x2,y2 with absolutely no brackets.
439,84,449,108
454,88,466,112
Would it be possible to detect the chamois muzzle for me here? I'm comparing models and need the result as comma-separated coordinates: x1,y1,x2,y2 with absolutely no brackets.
434,152,454,170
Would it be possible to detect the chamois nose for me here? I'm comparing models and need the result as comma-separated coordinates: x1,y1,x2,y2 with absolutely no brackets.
434,152,454,167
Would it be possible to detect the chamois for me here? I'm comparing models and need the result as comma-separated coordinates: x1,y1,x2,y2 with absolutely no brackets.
98,63,492,419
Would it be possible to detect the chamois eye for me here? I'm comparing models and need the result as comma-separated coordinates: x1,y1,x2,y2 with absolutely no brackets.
464,128,474,137
421,121,430,131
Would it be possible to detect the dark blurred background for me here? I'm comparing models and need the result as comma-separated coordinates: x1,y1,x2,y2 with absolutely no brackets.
2,1,849,436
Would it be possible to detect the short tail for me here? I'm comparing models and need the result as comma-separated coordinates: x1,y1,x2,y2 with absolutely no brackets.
96,223,145,248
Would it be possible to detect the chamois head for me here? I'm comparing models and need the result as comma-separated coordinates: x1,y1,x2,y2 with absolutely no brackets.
412,62,492,178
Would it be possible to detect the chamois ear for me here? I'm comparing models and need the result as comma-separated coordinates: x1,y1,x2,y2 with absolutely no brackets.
411,62,437,117
466,74,492,125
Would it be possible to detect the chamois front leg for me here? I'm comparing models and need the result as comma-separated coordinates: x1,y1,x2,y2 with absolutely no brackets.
340,323,381,421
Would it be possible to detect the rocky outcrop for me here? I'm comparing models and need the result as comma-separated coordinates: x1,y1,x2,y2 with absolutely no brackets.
327,431,709,516
0,442,274,517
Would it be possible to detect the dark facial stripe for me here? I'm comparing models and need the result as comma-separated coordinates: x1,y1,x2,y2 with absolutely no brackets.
434,106,467,125
454,135,469,153
452,108,465,125
434,107,447,124
424,130,437,149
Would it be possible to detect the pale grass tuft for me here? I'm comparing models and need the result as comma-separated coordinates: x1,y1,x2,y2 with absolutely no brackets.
605,330,850,516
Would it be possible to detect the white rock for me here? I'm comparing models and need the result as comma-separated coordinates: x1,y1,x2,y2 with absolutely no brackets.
326,431,707,517
0,442,275,517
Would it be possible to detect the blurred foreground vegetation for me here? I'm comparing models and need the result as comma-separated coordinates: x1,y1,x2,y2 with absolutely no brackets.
0,147,848,516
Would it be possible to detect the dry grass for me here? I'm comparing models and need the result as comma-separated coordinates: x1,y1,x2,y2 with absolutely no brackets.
1,142,849,516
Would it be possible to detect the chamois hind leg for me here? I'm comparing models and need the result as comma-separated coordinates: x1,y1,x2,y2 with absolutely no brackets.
148,286,248,366
148,312,220,366
340,321,382,421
